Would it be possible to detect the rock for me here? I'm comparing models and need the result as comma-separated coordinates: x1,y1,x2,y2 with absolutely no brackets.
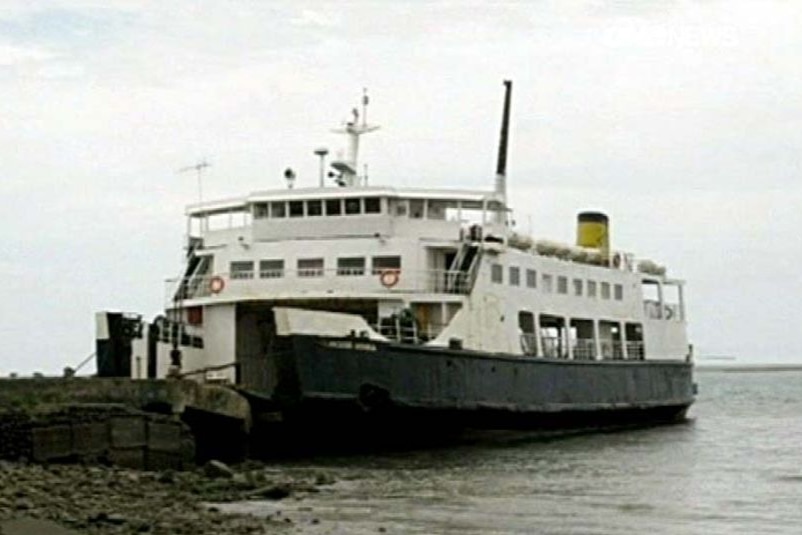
250,483,292,500
14,498,33,510
314,472,336,486
203,460,235,479
157,469,176,484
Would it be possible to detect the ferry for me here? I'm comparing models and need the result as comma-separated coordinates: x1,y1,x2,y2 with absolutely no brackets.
96,81,695,435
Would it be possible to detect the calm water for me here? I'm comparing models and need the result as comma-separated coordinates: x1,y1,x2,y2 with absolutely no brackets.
224,370,802,534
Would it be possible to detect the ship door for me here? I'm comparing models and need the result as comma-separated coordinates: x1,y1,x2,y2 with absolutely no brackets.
235,304,277,393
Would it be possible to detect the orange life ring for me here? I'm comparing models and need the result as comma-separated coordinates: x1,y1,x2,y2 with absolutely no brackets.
209,276,225,294
380,269,400,288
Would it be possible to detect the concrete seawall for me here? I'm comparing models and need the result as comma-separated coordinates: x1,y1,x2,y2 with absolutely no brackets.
0,378,253,468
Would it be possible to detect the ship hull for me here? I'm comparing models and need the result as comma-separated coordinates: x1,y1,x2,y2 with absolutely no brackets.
246,334,695,436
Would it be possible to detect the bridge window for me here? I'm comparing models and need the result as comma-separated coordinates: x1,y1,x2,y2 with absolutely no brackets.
298,258,324,277
289,201,304,218
601,282,611,299
410,199,424,219
557,276,568,294
260,259,284,278
509,266,520,286
345,198,361,215
337,257,365,276
230,261,254,280
587,280,597,298
573,279,583,296
364,197,381,214
253,203,268,219
427,200,447,220
270,202,286,218
372,255,401,274
307,200,322,216
614,283,624,300
526,269,537,288
491,263,503,283
325,199,342,216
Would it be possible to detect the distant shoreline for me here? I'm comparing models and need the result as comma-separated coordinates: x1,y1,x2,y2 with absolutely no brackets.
695,364,802,372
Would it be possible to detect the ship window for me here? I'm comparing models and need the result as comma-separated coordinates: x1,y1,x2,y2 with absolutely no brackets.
394,200,408,217
526,269,537,288
542,274,553,293
509,266,520,286
289,201,304,218
410,199,424,219
557,276,568,294
601,282,611,299
297,258,324,277
614,283,623,300
364,197,381,214
325,199,342,216
427,200,447,220
587,280,597,298
307,200,322,216
345,198,361,215
230,261,254,280
573,279,583,296
337,257,365,276
270,202,286,218
491,263,503,283
259,259,284,278
253,203,269,219
372,255,401,275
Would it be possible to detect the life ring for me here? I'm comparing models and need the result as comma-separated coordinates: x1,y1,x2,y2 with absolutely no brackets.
379,269,400,288
612,253,622,269
209,276,225,294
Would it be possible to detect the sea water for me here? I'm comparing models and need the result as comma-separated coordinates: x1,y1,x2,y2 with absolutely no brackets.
224,370,802,534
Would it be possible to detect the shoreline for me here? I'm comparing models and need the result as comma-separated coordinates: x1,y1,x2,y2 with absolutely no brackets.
0,460,337,534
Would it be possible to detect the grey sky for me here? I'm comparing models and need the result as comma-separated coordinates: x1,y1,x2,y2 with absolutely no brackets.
1,1,800,373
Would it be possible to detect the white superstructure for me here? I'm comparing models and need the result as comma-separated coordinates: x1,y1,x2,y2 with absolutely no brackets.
121,86,690,384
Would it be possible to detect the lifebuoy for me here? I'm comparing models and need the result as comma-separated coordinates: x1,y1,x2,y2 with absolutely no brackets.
209,276,225,294
379,269,400,288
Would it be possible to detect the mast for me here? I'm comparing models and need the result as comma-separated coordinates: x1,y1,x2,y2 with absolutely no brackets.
331,88,380,187
495,80,512,222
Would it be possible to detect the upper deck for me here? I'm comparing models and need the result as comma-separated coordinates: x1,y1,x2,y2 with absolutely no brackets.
186,186,506,246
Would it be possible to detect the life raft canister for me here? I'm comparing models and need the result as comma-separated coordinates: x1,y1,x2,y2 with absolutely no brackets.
379,269,400,288
209,275,225,294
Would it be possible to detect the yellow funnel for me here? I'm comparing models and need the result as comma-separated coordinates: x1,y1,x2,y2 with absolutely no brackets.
577,211,609,261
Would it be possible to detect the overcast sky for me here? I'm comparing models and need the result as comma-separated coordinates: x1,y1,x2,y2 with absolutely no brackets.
1,1,800,374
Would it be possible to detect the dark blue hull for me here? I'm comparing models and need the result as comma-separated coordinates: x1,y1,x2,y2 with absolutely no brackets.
244,334,695,432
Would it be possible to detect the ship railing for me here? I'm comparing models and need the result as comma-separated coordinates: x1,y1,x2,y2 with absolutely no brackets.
600,341,624,359
372,320,448,344
625,341,645,360
165,268,472,305
572,339,597,360
540,335,566,359
520,333,537,356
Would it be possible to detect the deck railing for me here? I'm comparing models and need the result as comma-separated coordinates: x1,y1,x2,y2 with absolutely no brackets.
166,268,471,305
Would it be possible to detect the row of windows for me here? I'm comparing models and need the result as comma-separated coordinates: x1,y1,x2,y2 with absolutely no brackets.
253,197,382,219
229,255,401,279
491,264,624,300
